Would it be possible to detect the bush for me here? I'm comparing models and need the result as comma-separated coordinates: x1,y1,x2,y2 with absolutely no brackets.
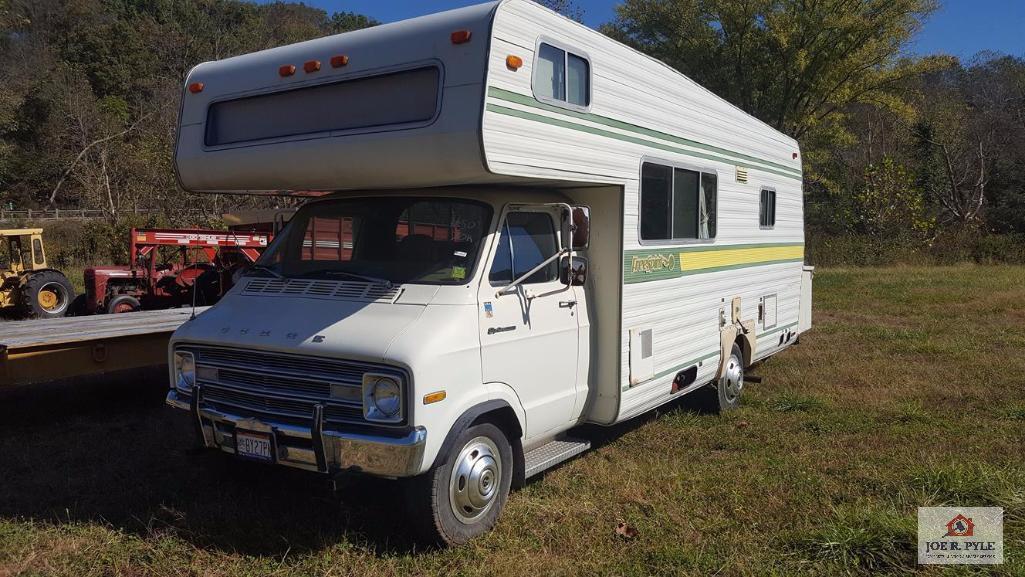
21,214,172,268
808,233,1025,267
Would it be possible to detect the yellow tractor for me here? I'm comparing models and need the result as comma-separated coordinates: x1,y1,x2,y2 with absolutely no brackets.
0,228,76,319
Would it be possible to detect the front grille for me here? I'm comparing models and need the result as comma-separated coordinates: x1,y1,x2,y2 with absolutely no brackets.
184,345,405,428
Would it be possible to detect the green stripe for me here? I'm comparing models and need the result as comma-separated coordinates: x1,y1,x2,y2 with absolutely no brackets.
622,244,805,284
626,258,804,284
757,322,798,339
623,351,720,391
487,104,801,182
488,87,802,179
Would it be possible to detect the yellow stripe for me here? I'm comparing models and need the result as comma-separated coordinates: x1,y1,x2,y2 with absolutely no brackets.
680,245,805,271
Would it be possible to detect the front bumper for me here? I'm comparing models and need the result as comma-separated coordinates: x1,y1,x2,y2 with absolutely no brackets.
167,388,426,477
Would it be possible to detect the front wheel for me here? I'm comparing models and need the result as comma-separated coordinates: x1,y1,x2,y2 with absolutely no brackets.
406,422,513,546
107,294,142,314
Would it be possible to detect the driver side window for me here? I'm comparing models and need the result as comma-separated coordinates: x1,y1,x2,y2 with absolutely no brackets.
489,211,559,285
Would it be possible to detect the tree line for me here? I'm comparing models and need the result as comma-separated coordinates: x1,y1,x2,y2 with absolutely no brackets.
2,0,1023,263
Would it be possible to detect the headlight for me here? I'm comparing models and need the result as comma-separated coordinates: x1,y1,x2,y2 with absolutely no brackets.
362,374,403,423
173,351,196,392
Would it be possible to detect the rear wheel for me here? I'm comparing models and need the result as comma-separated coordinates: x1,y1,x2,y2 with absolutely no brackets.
406,422,513,546
19,270,75,319
693,343,744,413
107,294,141,314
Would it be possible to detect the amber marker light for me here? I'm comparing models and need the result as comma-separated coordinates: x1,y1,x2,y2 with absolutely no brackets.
506,55,523,70
331,55,349,68
279,64,296,77
451,29,472,44
304,60,321,73
188,82,204,94
423,391,447,405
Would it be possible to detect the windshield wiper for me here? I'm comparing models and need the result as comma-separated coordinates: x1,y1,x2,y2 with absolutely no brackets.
307,269,393,288
247,264,284,279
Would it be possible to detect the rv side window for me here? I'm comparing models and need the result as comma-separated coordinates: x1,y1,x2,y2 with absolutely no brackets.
640,162,717,241
489,212,559,285
760,188,776,228
534,42,590,107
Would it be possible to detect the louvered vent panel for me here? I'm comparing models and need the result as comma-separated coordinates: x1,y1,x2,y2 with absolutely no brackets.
242,278,401,303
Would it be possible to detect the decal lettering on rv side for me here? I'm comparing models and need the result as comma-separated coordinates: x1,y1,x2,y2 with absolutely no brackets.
631,253,676,274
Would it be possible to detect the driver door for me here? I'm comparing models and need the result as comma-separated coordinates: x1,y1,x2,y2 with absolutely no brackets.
477,207,580,439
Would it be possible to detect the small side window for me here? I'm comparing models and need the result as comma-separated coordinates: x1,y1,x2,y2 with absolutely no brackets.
489,212,560,285
32,238,44,265
760,189,776,228
534,42,590,108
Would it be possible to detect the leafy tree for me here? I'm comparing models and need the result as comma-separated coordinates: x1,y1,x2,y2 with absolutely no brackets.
0,0,377,222
535,0,584,22
602,0,944,140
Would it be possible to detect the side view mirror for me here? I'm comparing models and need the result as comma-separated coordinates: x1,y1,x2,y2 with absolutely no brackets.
571,206,590,250
560,256,587,286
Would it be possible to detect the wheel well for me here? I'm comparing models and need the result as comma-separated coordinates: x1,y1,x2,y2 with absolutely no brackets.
734,334,752,367
470,406,523,441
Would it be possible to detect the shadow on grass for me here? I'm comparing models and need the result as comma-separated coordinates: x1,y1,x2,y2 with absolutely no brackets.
526,390,719,486
0,375,424,557
0,375,728,555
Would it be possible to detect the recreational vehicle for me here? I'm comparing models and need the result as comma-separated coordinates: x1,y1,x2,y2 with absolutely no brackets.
167,0,813,544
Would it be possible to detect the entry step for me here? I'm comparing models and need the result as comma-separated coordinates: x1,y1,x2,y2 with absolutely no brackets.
524,437,591,478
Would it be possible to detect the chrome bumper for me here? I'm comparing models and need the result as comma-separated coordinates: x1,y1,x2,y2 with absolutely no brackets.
167,388,426,478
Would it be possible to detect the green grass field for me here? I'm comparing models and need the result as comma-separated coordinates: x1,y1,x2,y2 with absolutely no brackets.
1,266,1022,576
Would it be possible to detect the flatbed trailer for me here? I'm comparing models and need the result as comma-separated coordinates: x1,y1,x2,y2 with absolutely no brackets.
1,308,207,388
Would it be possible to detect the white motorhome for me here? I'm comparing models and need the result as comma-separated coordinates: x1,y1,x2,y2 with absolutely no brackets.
167,0,812,544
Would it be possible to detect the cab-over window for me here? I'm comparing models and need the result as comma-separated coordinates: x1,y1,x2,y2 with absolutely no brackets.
534,42,590,107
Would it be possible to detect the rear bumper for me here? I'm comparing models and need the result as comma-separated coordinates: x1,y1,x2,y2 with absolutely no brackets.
167,388,426,478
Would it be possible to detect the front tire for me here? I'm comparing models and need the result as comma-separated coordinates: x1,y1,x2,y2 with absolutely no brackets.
406,422,513,546
19,270,75,319
107,294,142,314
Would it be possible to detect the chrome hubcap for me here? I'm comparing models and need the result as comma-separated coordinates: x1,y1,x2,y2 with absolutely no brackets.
449,436,502,524
724,353,743,402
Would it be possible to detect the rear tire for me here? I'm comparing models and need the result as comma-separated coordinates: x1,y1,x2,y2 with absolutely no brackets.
19,270,75,319
693,343,744,414
405,422,513,546
107,294,141,314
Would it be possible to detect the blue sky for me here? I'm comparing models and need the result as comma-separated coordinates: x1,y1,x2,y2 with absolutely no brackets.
262,0,1024,59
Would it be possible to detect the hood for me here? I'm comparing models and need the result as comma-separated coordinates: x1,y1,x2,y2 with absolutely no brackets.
86,266,132,274
171,288,433,363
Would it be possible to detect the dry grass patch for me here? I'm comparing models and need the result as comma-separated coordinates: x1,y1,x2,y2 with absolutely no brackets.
1,265,1024,576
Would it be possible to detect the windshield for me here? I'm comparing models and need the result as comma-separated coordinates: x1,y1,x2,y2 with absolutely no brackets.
253,197,493,285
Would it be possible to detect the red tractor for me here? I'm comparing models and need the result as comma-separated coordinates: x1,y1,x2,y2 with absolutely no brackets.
81,228,270,314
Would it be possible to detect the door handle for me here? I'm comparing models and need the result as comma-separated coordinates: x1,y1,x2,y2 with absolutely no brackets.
559,301,577,309
487,326,516,335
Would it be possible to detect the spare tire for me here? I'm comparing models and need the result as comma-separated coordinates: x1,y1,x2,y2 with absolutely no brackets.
19,270,75,319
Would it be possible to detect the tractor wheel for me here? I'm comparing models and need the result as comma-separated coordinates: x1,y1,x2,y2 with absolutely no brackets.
19,270,75,319
107,294,142,314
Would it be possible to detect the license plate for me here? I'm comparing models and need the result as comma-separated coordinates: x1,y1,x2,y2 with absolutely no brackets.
236,430,273,462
